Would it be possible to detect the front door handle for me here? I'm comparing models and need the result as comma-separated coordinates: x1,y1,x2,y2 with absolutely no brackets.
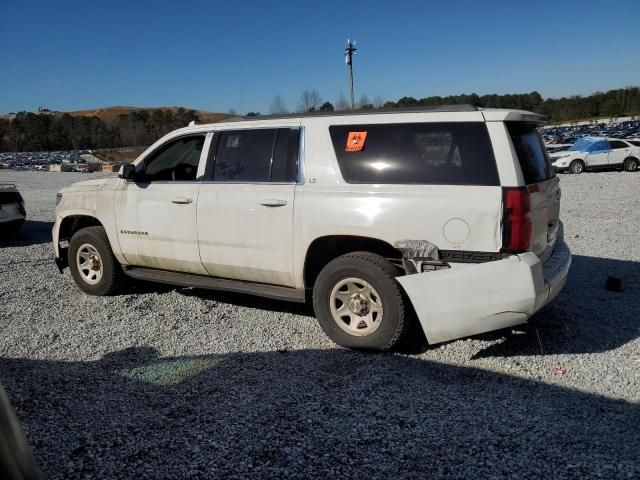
171,197,193,204
260,199,287,207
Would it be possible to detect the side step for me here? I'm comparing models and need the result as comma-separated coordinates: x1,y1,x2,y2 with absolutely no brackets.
123,267,306,303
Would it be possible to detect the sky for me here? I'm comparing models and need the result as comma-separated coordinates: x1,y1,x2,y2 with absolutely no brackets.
1,0,639,115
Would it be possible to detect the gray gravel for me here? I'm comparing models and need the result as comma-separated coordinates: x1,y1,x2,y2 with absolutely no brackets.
0,170,639,479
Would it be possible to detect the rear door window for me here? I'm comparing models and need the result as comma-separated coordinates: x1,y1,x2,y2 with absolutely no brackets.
329,122,499,185
506,123,554,184
211,128,299,182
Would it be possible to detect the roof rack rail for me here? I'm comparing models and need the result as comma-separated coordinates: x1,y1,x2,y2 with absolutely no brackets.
224,104,480,122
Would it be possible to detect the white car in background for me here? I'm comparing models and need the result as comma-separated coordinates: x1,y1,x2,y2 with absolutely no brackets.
551,137,639,173
0,183,26,235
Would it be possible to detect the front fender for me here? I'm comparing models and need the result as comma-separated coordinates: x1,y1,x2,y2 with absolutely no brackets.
53,190,125,266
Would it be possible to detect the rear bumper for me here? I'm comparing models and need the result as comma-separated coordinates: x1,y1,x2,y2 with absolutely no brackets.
397,239,571,344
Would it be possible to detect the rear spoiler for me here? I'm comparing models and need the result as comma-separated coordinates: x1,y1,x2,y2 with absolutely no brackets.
481,110,545,123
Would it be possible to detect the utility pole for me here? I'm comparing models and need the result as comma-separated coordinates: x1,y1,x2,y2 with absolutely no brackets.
345,39,357,110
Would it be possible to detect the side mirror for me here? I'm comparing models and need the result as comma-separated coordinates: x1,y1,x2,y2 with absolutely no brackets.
119,164,137,181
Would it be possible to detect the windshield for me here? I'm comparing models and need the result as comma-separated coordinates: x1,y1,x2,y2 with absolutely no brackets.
568,137,609,152
569,137,594,151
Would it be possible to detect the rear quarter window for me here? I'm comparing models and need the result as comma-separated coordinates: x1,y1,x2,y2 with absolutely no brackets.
329,122,499,186
507,123,554,184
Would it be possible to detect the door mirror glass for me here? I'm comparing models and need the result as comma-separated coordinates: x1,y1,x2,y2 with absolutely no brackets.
119,163,137,180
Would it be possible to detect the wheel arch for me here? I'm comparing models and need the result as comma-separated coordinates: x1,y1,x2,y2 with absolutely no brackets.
55,215,108,269
569,158,585,172
303,235,403,290
58,214,105,241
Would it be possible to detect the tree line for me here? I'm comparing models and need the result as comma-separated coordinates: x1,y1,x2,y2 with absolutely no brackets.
267,86,640,122
0,108,199,153
1,87,639,153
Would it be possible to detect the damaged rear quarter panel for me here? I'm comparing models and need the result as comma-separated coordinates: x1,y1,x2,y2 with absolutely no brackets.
293,183,503,287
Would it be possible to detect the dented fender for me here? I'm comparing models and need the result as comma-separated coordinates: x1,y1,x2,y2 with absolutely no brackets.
397,253,547,344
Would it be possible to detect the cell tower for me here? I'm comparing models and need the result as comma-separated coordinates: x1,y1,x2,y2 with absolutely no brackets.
345,39,357,111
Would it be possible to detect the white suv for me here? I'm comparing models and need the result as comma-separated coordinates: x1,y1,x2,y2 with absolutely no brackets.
53,106,571,350
550,137,639,173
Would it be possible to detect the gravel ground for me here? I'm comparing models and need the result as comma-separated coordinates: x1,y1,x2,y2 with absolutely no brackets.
0,170,639,479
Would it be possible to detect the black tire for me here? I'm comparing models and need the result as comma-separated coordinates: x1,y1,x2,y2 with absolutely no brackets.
623,157,638,172
312,251,414,351
569,159,585,174
68,226,125,296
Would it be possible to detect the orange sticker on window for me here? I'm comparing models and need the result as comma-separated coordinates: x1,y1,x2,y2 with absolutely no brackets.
345,131,368,152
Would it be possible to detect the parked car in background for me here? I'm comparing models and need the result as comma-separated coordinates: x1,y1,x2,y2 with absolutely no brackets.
53,106,571,350
551,137,639,173
541,119,640,145
545,144,572,155
0,184,26,235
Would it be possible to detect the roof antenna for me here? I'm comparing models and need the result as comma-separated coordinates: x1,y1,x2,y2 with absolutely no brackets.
188,120,196,126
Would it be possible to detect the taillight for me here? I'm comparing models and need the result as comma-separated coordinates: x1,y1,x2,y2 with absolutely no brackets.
503,187,532,252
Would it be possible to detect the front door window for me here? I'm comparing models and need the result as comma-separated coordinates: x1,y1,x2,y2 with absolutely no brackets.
141,135,205,182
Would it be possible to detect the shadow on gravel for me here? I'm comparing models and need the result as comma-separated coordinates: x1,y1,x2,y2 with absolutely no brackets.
472,254,640,358
0,220,52,247
122,253,639,358
1,347,638,479
176,287,316,318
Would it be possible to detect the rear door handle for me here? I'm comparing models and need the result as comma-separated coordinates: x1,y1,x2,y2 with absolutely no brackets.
171,197,193,204
260,199,287,207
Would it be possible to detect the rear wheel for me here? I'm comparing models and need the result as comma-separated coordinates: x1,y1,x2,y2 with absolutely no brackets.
312,252,413,351
623,157,638,172
68,226,125,296
569,159,585,174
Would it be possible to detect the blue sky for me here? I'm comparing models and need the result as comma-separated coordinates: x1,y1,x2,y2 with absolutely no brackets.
1,0,638,114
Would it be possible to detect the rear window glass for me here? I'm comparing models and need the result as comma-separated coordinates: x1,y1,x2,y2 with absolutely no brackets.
329,122,499,185
507,123,554,184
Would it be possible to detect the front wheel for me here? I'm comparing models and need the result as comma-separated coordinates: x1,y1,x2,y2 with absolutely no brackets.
623,157,638,172
68,226,125,296
569,160,585,174
312,252,414,351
